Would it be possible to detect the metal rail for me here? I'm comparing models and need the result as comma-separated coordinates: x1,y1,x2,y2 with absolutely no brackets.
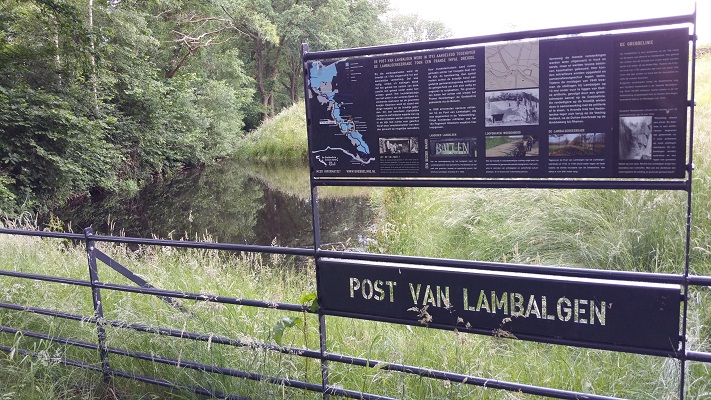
1,226,710,398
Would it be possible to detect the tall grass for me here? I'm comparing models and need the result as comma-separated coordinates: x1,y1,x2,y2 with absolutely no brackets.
233,103,309,162
0,230,685,399
0,229,323,399
371,187,689,273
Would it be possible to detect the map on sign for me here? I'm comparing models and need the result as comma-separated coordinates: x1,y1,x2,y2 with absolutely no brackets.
309,60,374,165
485,41,540,90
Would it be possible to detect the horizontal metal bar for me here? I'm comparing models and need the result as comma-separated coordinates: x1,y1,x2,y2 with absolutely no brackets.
324,352,620,400
102,319,322,360
0,321,620,399
686,351,711,363
303,13,694,61
0,339,618,400
93,282,312,313
0,325,99,350
0,267,309,314
0,301,95,323
88,233,314,256
0,301,319,360
688,275,711,286
0,247,691,288
109,368,250,400
105,345,324,393
108,338,618,400
0,247,687,292
0,343,103,372
0,311,320,361
0,245,693,288
0,323,676,400
0,228,84,240
311,178,689,191
0,344,250,400
0,269,92,287
0,326,319,396
0,227,314,256
317,250,685,285
0,341,390,400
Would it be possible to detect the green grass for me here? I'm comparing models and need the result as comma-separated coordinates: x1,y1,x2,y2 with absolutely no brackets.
0,231,686,399
233,103,309,163
0,230,323,399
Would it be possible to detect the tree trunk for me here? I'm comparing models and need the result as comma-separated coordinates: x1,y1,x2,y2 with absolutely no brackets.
88,0,99,114
53,17,62,87
265,43,282,118
255,35,270,120
289,59,300,103
281,57,300,105
255,35,283,120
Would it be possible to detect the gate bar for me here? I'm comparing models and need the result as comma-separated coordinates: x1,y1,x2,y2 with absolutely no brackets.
85,227,111,382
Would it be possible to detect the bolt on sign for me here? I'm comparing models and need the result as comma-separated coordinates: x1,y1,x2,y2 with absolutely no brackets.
318,259,680,354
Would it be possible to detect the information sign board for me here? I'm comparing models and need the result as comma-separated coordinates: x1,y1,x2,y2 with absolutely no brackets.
318,259,681,353
306,28,689,179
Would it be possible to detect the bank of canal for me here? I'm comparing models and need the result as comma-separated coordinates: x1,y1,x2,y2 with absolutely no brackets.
51,160,375,250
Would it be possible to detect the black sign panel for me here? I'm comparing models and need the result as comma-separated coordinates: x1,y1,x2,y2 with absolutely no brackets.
305,28,689,179
318,259,680,353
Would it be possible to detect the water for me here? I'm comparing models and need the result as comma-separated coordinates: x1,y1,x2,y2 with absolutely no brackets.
53,160,375,250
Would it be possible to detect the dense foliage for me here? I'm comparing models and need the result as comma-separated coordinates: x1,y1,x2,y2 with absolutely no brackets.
0,0,450,216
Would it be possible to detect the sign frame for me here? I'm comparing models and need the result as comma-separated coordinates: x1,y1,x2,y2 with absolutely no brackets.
304,23,691,185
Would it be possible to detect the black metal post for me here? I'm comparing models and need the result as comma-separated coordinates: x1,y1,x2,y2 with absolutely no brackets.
312,185,331,399
85,227,111,382
303,42,330,399
679,5,698,399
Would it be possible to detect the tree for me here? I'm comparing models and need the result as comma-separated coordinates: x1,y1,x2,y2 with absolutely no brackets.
0,0,120,213
385,13,452,43
0,0,398,215
0,0,257,214
190,0,392,119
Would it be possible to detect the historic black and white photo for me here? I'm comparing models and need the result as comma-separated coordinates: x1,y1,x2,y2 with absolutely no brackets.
485,89,540,127
379,137,419,154
619,116,652,160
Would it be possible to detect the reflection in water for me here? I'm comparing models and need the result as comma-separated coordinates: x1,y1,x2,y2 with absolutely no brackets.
53,160,375,249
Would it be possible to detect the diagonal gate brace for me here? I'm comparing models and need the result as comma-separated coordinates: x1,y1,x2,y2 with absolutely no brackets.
94,249,188,313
